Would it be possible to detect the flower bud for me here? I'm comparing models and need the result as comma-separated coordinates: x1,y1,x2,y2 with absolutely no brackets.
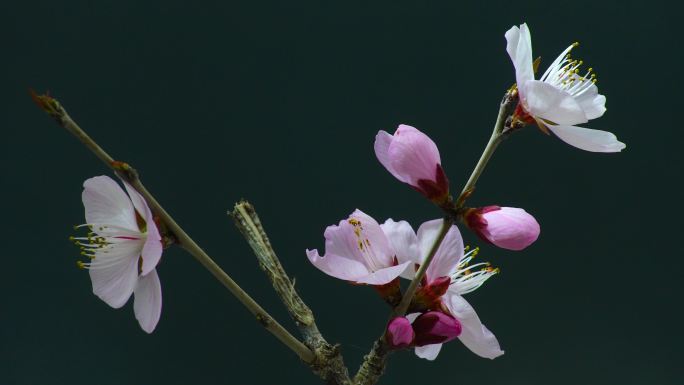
385,317,415,349
412,276,451,312
412,311,462,346
465,206,540,251
375,124,449,203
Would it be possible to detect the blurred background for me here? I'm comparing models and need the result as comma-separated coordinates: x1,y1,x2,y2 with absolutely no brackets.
2,0,681,384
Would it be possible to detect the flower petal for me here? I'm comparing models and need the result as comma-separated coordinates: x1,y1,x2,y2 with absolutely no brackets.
446,294,504,359
414,343,443,361
306,248,369,281
573,83,607,120
82,176,138,231
355,261,412,285
521,80,588,125
381,219,419,279
547,124,626,153
88,241,141,309
479,207,540,251
329,210,394,269
386,317,415,349
374,130,404,182
386,125,442,186
417,219,464,281
123,181,163,275
134,269,162,333
505,23,534,86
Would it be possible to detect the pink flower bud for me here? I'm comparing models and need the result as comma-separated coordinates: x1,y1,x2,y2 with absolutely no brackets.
385,317,415,349
375,125,449,203
465,206,540,251
412,276,451,312
412,311,462,346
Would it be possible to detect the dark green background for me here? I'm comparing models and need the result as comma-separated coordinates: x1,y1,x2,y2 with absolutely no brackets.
2,1,681,384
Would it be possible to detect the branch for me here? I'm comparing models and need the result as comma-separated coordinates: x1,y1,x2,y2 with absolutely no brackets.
231,201,351,385
455,91,516,209
31,91,315,364
354,92,517,385
353,217,453,385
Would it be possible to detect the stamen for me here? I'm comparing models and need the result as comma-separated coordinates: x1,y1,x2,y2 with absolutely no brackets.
540,40,599,97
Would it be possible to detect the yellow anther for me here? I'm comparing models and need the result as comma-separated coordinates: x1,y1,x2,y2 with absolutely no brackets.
572,41,580,47
76,261,86,269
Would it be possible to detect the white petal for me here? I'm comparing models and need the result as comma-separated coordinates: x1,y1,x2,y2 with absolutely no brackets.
505,23,535,86
381,219,419,279
406,312,421,323
414,343,443,361
417,219,463,281
134,269,162,333
122,180,147,221
447,295,504,359
547,124,626,153
573,83,607,120
123,181,163,275
521,80,588,125
89,241,142,308
82,176,139,231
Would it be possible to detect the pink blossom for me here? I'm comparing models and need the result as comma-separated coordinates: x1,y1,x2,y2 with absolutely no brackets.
306,210,412,285
383,218,504,360
385,317,415,349
374,124,449,203
465,206,540,251
72,175,163,333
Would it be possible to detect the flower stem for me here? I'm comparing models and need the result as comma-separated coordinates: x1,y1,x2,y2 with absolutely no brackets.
393,216,454,317
455,92,515,209
32,92,315,363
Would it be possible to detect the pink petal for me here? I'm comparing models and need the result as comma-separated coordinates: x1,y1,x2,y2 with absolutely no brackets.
380,219,420,279
416,219,464,282
123,181,163,275
307,210,404,285
88,241,141,309
547,124,626,153
82,176,138,231
505,23,535,87
521,80,588,125
479,207,540,251
385,317,415,349
355,261,412,285
446,294,503,359
306,248,369,281
386,125,442,187
134,269,162,333
374,130,404,183
412,311,462,347
326,210,394,269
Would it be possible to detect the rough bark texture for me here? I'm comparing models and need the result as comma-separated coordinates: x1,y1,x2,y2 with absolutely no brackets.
231,201,351,385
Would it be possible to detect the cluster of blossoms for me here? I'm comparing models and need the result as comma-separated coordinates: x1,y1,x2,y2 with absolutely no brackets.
307,212,504,359
71,23,623,361
306,22,624,361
